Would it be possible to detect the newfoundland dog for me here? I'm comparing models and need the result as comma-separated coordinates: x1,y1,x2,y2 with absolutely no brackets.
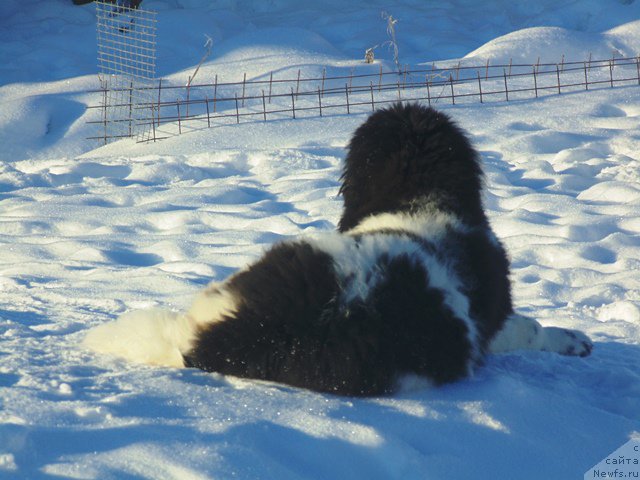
84,103,592,396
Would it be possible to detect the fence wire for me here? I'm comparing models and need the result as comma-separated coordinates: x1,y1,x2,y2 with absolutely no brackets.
88,55,640,143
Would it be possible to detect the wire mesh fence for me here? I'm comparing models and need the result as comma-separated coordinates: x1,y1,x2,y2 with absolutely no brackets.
95,0,157,143
88,54,640,143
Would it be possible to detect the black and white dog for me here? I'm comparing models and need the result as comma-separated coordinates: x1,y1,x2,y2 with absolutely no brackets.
84,103,592,396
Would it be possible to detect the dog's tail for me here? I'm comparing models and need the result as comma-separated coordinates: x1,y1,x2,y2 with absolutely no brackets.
82,309,194,368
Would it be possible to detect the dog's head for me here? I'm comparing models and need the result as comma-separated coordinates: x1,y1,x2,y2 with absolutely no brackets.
338,103,485,232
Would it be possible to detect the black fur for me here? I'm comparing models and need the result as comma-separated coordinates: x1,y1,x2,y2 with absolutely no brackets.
338,102,486,231
184,103,513,396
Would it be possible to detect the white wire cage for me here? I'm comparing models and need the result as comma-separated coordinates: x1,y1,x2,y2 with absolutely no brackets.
96,0,157,144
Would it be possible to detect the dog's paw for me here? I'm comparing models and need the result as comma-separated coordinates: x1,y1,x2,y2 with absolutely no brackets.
542,327,593,357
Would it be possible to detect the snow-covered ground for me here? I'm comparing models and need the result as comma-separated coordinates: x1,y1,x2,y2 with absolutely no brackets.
1,1,639,478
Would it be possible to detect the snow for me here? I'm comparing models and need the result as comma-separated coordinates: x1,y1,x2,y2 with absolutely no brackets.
1,0,639,478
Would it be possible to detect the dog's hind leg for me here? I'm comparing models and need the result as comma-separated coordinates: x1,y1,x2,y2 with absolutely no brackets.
488,313,592,357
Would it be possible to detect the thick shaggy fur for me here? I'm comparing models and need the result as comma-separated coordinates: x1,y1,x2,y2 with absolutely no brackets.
84,103,592,396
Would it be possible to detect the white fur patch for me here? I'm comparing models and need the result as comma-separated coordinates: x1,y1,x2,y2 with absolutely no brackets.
187,282,238,327
83,309,193,367
348,209,465,239
488,313,543,353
